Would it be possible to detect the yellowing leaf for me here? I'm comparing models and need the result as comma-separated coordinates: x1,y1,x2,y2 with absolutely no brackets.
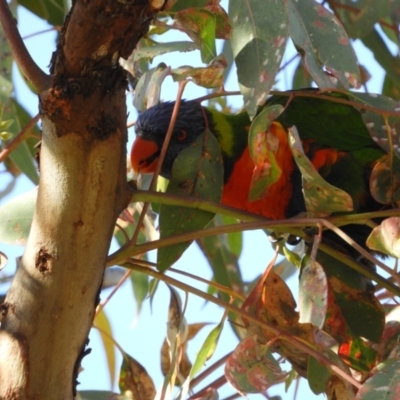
94,309,116,388
288,126,353,216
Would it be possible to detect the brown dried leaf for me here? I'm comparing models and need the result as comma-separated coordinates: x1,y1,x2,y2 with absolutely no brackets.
119,354,156,400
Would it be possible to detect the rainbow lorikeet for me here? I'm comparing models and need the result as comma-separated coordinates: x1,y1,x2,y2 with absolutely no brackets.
131,93,385,230
131,92,390,374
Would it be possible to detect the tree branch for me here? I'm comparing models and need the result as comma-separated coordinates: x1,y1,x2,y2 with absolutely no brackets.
0,114,40,163
0,0,51,92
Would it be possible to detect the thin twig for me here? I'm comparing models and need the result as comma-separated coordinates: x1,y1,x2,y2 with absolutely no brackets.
95,268,132,316
109,214,400,296
195,90,241,104
0,114,40,163
0,0,51,92
169,267,245,301
125,263,363,391
22,26,60,40
189,375,227,399
189,353,232,390
130,80,189,245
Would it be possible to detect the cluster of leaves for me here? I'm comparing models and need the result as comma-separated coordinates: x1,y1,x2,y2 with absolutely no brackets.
2,0,400,399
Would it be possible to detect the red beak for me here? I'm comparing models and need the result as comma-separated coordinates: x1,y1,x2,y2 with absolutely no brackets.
130,137,160,174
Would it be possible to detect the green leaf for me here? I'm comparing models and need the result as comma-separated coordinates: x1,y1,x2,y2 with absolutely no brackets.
361,28,400,88
133,41,199,62
379,0,400,45
355,359,400,400
346,91,400,157
288,126,354,216
174,9,216,63
12,99,41,157
292,59,313,89
382,73,400,101
247,105,284,201
0,189,37,245
320,251,385,344
328,0,390,39
157,129,223,272
0,2,14,92
229,0,288,118
17,0,66,26
7,109,39,183
196,219,243,298
221,215,242,257
288,0,360,89
307,356,330,395
130,270,149,318
176,317,225,400
196,216,245,339
0,56,39,185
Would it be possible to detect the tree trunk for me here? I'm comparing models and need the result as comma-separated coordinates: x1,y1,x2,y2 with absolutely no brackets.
0,1,161,398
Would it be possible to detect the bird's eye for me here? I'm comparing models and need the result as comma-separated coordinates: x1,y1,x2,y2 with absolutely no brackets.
177,130,187,141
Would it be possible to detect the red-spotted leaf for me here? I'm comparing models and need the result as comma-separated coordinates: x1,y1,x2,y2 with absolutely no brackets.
204,2,231,40
299,258,328,328
366,217,400,258
247,105,285,201
328,0,390,39
158,130,223,272
288,0,360,89
370,155,400,205
171,55,227,88
346,92,400,157
225,335,287,394
355,359,400,400
338,333,377,372
0,189,37,245
288,126,353,216
229,0,288,118
376,321,400,362
165,1,231,39
174,9,216,63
